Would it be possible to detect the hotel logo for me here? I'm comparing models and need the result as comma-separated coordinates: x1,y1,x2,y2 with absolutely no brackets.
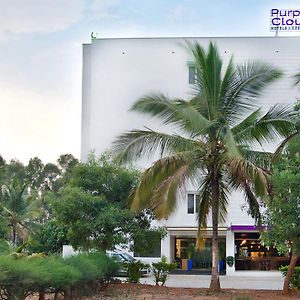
270,9,300,31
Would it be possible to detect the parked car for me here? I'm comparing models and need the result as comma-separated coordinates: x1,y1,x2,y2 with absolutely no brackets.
107,251,151,276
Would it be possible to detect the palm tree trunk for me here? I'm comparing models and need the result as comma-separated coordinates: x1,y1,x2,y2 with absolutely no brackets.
283,253,299,294
209,168,221,293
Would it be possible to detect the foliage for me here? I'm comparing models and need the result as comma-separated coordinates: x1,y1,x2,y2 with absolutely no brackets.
113,41,295,291
261,136,300,255
51,154,164,252
29,220,69,254
0,154,78,247
0,154,78,195
133,227,166,257
122,260,149,283
261,109,300,294
226,256,235,267
0,178,42,245
70,152,139,204
279,266,300,289
52,187,144,251
187,243,195,259
152,256,177,286
0,252,118,300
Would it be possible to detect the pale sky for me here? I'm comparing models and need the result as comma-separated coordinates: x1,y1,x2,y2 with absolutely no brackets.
0,0,300,163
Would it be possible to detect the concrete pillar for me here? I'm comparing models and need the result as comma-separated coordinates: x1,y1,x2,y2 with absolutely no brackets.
161,231,171,262
226,230,235,275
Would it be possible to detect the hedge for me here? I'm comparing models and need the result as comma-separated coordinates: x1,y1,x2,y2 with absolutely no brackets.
0,252,118,300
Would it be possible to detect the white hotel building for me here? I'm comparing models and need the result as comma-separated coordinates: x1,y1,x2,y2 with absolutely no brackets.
81,36,300,274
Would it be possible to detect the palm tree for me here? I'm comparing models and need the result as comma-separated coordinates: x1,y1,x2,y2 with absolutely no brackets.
0,178,41,246
113,42,295,292
274,77,300,157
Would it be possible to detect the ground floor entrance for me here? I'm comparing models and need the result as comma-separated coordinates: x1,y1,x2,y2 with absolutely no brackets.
160,228,291,275
234,232,289,270
171,235,226,273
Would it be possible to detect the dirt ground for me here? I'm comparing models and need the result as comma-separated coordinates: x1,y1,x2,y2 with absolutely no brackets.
97,283,300,299
28,282,300,300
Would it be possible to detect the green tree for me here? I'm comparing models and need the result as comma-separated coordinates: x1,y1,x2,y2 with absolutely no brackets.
113,42,295,292
29,220,69,254
262,136,300,294
51,154,163,252
69,152,137,203
0,178,42,245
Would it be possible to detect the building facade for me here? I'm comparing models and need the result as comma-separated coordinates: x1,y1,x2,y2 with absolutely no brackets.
81,36,300,274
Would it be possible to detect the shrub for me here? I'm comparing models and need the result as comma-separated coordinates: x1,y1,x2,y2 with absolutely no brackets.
83,252,119,282
123,260,149,283
0,252,118,300
0,255,81,300
279,265,300,289
226,256,235,267
152,256,177,286
31,256,81,299
0,255,35,300
234,296,252,300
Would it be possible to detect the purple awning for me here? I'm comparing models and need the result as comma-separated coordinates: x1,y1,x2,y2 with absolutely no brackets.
230,225,267,231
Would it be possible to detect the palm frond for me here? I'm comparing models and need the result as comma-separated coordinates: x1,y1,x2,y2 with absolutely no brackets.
186,41,223,121
113,129,205,162
129,154,199,217
197,174,211,230
293,72,300,86
224,156,269,197
222,127,241,159
222,61,283,122
273,131,299,161
131,95,211,136
240,181,261,223
150,164,193,218
196,171,229,224
239,146,273,170
231,108,261,141
218,179,229,223
233,104,296,145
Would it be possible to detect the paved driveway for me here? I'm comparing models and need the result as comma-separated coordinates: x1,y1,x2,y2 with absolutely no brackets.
139,271,284,290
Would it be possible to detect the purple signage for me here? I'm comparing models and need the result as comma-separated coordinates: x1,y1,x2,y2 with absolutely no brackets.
270,9,300,31
230,225,267,231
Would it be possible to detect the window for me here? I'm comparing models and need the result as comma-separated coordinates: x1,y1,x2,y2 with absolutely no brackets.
187,193,200,214
187,193,195,214
188,65,196,84
133,232,161,257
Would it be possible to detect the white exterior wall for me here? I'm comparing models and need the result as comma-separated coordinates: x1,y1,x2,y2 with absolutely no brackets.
81,37,300,269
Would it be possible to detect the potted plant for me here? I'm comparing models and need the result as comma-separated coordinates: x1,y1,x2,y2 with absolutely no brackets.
181,243,195,271
226,256,235,267
187,243,195,271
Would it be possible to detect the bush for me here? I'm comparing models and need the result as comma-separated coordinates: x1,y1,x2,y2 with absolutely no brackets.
0,255,35,300
63,252,118,298
152,256,177,286
226,256,235,267
279,265,300,289
0,252,118,300
123,260,149,283
84,252,119,282
0,255,81,300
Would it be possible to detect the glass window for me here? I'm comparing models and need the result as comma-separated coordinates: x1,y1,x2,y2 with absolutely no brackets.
187,193,195,214
134,238,161,257
188,66,196,84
